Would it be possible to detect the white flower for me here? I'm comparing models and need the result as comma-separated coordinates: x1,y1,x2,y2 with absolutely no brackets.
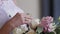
20,24,28,32
13,28,23,34
48,23,56,32
31,18,40,29
34,19,40,24
13,24,29,34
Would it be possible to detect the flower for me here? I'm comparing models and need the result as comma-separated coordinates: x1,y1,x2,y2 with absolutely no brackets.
20,24,29,32
12,16,58,34
41,16,53,27
34,19,40,24
13,24,29,34
48,23,56,32
13,27,23,34
31,19,40,29
40,16,54,32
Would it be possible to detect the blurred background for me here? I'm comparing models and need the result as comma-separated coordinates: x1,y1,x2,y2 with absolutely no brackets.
16,0,60,21
41,0,60,21
16,0,40,19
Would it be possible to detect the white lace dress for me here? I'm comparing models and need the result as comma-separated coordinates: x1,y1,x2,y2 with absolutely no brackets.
0,0,24,29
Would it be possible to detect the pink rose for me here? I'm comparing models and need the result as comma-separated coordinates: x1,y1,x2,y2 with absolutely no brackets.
40,16,53,32
41,16,53,27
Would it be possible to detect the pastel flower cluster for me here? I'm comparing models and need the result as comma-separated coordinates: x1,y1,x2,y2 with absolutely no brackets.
12,16,60,34
40,16,56,32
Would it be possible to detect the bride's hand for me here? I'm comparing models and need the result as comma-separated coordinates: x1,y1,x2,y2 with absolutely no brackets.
11,13,32,28
0,13,33,34
21,13,33,24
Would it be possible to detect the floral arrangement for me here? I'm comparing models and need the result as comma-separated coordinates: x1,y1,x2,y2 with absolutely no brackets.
12,16,60,34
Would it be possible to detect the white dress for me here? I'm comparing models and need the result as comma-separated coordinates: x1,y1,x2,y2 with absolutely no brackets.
0,0,24,29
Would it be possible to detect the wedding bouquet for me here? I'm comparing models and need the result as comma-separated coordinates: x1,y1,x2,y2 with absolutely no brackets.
12,16,60,34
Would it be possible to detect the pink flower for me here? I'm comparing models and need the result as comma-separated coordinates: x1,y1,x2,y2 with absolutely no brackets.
40,16,53,32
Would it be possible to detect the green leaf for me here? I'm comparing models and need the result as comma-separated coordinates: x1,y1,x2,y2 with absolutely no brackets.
58,16,60,22
36,27,43,34
48,32,55,34
55,28,60,34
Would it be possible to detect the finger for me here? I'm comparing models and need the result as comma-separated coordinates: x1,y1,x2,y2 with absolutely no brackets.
24,15,33,20
23,18,32,24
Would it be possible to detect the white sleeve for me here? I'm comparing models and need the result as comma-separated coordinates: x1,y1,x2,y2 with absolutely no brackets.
0,8,9,29
1,0,24,18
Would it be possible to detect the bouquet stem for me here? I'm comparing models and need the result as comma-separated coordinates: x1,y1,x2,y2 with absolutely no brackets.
53,31,56,34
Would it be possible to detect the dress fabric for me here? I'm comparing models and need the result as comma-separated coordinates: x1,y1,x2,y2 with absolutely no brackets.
0,0,24,29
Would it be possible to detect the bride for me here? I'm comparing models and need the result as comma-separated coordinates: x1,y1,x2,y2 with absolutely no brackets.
0,0,32,34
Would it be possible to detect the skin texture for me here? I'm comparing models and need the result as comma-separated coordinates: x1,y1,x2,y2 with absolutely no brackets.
0,13,32,34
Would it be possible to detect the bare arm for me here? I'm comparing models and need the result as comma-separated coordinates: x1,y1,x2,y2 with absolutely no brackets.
0,13,23,34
